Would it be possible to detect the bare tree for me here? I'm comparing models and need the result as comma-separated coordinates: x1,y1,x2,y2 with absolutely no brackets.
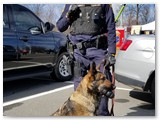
133,4,144,25
139,5,150,24
123,4,136,26
136,4,139,25
23,4,64,25
23,4,45,19
23,4,55,24
122,4,155,26
41,5,55,23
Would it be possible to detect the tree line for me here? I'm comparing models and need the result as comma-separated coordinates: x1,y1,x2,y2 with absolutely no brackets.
115,4,155,27
23,4,155,29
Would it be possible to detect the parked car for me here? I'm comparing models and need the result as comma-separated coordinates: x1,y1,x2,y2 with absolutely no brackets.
115,34,155,101
3,4,72,82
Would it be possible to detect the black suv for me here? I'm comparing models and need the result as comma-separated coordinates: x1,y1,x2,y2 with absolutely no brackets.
3,4,72,82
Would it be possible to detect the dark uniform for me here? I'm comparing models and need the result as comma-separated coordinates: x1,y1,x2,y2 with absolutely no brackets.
56,4,116,116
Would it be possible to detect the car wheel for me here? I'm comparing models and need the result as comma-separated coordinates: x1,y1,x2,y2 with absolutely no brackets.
151,77,155,103
54,52,73,81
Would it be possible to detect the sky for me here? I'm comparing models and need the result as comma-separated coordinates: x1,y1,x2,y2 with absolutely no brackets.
47,4,65,23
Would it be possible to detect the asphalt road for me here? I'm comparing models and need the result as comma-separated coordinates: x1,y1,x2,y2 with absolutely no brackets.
3,74,155,117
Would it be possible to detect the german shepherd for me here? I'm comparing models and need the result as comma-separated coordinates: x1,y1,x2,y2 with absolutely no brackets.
51,62,115,116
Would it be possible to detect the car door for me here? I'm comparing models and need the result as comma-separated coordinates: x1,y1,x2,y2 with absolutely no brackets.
3,5,19,70
11,4,56,69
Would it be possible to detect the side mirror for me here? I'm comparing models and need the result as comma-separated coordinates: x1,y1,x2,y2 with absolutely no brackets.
29,26,41,35
41,22,55,34
45,22,55,32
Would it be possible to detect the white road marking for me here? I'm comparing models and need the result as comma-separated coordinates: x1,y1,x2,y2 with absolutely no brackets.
12,61,43,64
3,83,135,107
64,81,74,84
3,84,74,107
116,87,133,91
4,63,55,71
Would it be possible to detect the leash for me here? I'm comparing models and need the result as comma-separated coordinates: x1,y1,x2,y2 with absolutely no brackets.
108,4,127,115
101,59,115,116
110,65,115,116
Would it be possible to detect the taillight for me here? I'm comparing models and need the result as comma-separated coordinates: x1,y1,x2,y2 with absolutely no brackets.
120,40,132,51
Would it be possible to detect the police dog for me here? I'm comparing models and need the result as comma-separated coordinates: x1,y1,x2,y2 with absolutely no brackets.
52,62,115,116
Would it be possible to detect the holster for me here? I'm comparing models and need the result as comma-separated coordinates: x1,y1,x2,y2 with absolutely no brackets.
67,40,74,59
96,34,108,50
62,39,75,76
63,55,74,75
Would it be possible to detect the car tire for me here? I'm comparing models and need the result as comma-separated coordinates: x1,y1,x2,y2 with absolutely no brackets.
151,77,155,103
54,52,73,81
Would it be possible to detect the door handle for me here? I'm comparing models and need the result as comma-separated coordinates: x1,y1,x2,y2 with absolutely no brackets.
19,36,28,42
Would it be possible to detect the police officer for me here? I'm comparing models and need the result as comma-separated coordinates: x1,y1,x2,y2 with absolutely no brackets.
56,4,116,116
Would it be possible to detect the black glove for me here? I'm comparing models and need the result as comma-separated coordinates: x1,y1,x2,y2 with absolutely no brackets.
106,54,116,66
66,7,81,22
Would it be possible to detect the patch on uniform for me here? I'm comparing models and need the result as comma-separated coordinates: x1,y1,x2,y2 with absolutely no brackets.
109,4,112,8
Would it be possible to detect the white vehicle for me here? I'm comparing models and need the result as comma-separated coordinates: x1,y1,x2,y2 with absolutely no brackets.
115,34,155,102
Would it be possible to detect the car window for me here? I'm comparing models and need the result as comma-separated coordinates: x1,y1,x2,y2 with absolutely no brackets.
3,5,9,28
12,5,41,31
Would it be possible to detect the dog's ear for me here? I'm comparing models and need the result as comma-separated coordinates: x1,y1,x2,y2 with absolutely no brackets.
89,62,97,76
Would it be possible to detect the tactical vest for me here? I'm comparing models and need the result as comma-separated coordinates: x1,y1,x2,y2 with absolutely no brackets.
70,4,106,35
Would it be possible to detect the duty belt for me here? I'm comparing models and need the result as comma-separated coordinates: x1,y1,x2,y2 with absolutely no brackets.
73,40,97,50
71,34,108,55
74,38,108,50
